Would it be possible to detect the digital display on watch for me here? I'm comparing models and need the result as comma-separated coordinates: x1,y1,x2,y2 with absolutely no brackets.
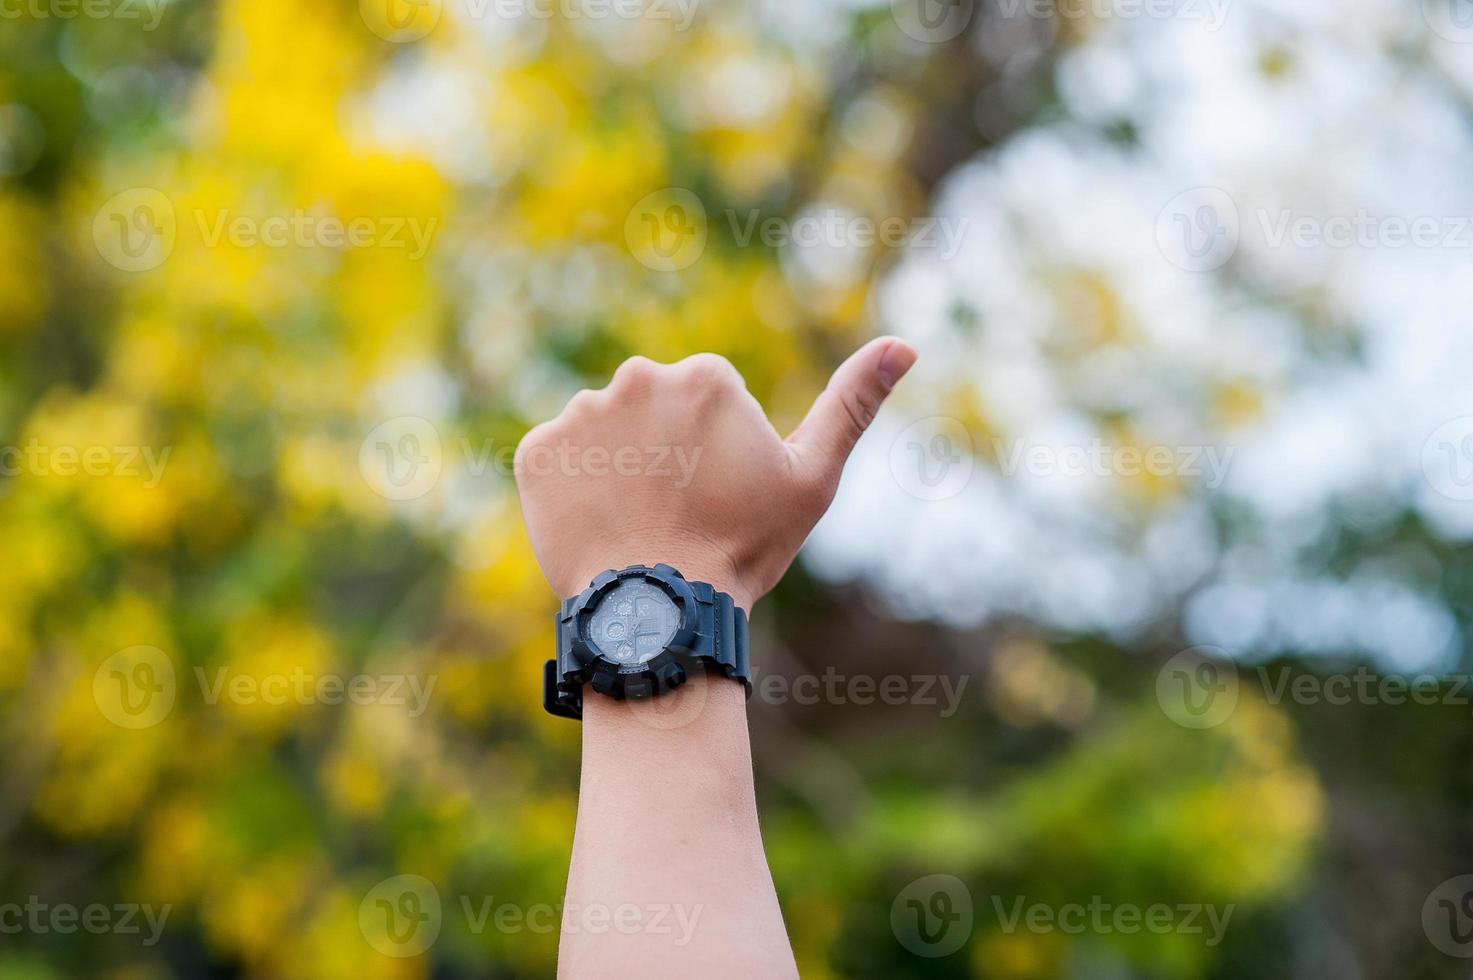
587,579,681,666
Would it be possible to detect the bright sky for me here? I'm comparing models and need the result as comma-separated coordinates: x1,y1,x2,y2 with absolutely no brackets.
810,0,1473,673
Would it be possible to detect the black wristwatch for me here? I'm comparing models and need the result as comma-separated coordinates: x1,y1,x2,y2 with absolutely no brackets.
543,563,751,720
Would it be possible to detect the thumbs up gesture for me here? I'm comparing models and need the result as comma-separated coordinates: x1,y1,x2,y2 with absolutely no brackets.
515,338,918,611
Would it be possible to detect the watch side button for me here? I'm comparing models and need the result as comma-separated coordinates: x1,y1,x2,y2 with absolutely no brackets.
658,662,687,692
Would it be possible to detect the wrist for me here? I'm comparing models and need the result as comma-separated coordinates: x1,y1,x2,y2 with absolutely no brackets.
561,547,754,611
580,671,756,795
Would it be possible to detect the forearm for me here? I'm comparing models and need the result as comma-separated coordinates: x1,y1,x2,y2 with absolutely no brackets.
559,673,797,978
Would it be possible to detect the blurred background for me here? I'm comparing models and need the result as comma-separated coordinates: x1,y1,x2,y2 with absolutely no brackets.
2,0,1472,976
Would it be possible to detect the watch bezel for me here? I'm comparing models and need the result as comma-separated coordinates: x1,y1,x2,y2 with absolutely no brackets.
566,563,699,699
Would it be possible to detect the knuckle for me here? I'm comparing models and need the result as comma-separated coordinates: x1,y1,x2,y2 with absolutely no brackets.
563,388,605,418
612,355,659,388
681,352,741,388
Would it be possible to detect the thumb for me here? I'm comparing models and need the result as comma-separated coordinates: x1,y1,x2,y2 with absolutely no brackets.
786,336,918,484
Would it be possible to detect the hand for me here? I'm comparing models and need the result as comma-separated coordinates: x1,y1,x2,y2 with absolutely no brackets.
514,337,918,610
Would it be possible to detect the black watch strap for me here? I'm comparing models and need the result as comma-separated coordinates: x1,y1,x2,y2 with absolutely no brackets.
543,574,750,721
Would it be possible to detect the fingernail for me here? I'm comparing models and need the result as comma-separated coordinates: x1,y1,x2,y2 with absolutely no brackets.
877,339,918,390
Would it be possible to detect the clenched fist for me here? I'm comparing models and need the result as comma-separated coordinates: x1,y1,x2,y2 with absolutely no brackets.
514,338,918,610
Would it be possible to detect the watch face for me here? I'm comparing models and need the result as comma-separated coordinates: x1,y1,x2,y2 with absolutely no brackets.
588,579,681,666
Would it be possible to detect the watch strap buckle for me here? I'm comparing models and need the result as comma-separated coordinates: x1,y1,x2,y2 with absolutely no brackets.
542,659,583,720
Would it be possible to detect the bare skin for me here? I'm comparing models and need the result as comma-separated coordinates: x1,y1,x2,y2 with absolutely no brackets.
515,337,918,978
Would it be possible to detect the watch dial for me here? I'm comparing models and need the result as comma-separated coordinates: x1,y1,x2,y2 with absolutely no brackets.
588,579,681,666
